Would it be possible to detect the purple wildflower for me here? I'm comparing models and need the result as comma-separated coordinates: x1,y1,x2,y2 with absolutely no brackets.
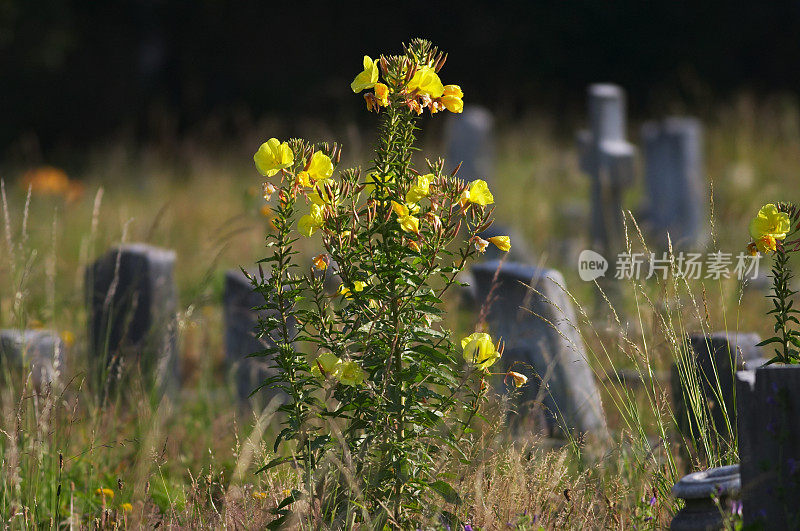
464,525,473,531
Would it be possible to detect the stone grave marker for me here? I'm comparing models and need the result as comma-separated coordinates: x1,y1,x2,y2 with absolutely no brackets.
446,105,495,184
86,243,178,392
223,268,288,406
672,332,765,454
641,117,705,250
670,464,741,530
577,84,636,257
471,260,608,438
737,367,800,527
0,329,64,389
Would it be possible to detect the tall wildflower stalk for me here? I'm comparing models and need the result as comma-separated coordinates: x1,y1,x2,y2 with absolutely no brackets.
748,203,800,364
251,39,521,527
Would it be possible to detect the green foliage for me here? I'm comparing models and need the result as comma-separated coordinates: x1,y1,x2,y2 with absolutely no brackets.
254,39,500,526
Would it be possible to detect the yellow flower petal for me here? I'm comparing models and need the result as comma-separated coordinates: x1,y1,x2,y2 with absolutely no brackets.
405,174,432,204
254,138,294,177
408,66,444,98
307,152,334,182
461,332,500,370
467,179,494,206
443,85,463,98
311,352,342,378
337,360,365,386
374,83,390,106
749,203,791,241
351,55,379,93
508,371,528,388
487,236,511,252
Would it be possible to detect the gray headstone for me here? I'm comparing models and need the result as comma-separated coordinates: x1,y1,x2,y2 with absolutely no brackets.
86,243,178,391
577,84,636,256
445,106,494,181
670,464,741,530
641,117,705,249
223,269,288,406
672,332,765,455
471,260,608,438
737,367,800,527
0,329,64,389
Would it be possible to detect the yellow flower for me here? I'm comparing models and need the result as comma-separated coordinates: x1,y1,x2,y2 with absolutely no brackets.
96,488,115,500
307,152,334,182
488,236,511,252
466,180,494,206
298,204,325,237
473,236,489,254
296,171,312,188
405,174,432,203
374,83,390,107
254,138,294,177
749,203,791,242
407,66,444,98
337,361,365,386
508,371,528,388
351,55,379,93
461,332,500,370
337,281,366,300
252,491,267,500
313,253,328,270
120,503,133,512
441,85,464,113
310,352,342,378
391,201,420,234
753,235,778,254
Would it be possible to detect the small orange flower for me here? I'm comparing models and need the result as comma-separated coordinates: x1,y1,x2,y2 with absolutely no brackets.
313,253,328,270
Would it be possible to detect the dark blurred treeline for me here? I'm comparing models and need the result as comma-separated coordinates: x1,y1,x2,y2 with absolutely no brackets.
3,0,800,156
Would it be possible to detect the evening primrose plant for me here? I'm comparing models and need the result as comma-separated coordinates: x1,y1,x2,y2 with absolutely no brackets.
747,203,800,364
250,39,516,528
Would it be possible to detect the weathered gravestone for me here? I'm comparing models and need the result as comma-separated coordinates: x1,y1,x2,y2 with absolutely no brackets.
670,464,741,530
471,260,608,438
577,84,636,257
223,268,289,406
0,329,64,389
86,244,178,392
446,105,495,184
737,367,800,528
672,332,765,454
641,117,706,250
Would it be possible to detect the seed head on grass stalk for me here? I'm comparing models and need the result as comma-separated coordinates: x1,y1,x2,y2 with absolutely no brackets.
251,38,519,527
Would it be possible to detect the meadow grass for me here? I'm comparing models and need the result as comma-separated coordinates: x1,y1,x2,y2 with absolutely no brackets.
0,93,797,528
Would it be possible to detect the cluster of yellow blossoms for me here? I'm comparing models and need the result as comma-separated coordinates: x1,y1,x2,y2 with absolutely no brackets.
311,352,366,386
351,55,464,115
747,203,792,255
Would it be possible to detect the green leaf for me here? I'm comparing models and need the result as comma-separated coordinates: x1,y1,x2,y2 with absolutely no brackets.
429,480,462,505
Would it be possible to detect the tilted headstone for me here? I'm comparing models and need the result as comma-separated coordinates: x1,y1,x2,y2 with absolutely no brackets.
577,84,636,256
672,332,765,454
223,268,288,406
86,244,178,391
445,105,494,183
737,367,800,527
641,117,705,250
0,329,64,389
471,260,608,438
670,464,741,530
